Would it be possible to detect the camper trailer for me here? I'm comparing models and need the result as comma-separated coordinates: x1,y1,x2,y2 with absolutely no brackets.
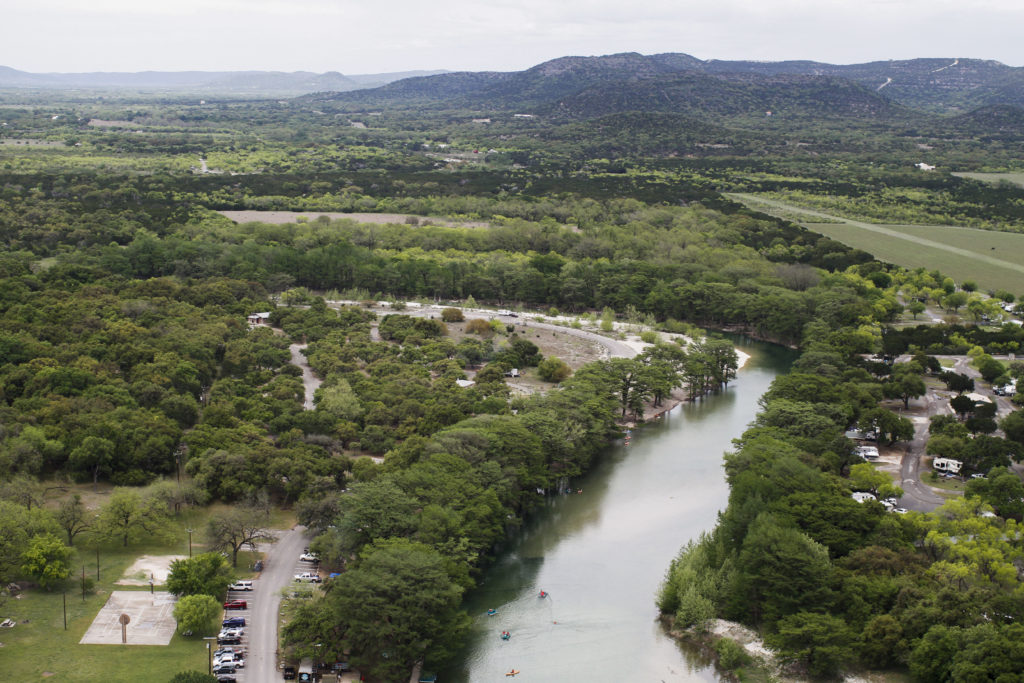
933,458,963,474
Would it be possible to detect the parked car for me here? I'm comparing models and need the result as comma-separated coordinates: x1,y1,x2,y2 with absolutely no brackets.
299,552,320,563
253,560,264,571
217,634,242,645
224,599,247,610
971,473,987,479
229,580,253,591
218,627,244,639
283,665,296,680
294,572,322,583
216,655,245,668
216,677,237,683
213,664,238,675
222,616,246,627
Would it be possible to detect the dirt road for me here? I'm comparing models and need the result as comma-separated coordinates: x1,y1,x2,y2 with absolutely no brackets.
289,343,320,410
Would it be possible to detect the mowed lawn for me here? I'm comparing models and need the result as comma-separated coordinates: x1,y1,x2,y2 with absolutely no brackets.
1,544,211,682
952,171,1024,188
729,193,1024,293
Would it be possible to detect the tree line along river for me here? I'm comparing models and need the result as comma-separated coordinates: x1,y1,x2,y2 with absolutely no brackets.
440,338,797,682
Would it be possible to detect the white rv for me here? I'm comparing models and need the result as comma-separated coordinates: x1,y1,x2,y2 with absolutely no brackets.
933,458,963,474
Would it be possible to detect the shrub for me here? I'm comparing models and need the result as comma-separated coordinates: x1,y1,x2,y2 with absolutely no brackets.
714,638,752,671
537,357,572,383
441,307,464,322
466,319,493,336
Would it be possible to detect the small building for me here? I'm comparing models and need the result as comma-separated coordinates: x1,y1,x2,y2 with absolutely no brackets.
933,457,963,474
915,162,936,171
852,492,877,503
455,379,475,388
247,312,271,326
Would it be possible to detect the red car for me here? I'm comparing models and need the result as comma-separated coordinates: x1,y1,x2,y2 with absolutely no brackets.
224,599,247,610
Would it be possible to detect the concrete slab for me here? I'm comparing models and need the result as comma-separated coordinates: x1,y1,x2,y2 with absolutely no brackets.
80,591,178,645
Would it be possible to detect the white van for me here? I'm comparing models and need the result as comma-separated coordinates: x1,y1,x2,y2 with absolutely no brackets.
229,580,253,591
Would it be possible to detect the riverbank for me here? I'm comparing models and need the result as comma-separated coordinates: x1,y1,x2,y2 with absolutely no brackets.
622,343,751,427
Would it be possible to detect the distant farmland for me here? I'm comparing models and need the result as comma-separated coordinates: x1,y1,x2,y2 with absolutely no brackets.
952,171,1024,188
730,193,1024,294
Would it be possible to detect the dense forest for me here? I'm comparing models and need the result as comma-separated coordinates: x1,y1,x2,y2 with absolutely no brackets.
3,54,1024,681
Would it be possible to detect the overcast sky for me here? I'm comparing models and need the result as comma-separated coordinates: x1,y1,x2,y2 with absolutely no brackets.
4,0,1023,74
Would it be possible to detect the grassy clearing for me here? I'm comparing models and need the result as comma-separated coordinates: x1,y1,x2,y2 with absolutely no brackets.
730,193,1024,293
2,487,295,681
953,172,1024,188
1,541,212,681
923,473,967,493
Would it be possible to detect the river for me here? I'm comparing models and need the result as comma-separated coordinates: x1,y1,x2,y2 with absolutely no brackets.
439,338,795,682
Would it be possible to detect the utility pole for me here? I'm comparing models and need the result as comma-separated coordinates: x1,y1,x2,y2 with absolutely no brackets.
62,592,67,630
186,528,195,557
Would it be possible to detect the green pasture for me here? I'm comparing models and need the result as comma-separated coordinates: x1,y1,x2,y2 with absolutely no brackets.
953,172,1024,188
730,193,1024,294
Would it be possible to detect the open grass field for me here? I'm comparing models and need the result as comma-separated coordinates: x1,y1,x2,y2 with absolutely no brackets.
952,171,1024,188
0,485,296,681
730,193,1024,294
1,541,214,681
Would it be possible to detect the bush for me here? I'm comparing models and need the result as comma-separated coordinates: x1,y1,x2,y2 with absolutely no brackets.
537,357,572,383
466,319,493,336
640,330,660,344
173,594,221,636
714,637,752,671
441,307,464,322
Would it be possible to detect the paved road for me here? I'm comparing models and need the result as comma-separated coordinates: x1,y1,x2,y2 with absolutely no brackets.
247,526,311,683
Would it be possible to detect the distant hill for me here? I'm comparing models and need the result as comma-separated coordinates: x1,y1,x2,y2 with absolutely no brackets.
308,53,905,122
0,67,449,96
545,72,899,120
308,52,1024,115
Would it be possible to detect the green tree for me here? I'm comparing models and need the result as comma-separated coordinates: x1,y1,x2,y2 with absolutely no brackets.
68,435,115,487
537,357,572,383
907,300,926,319
315,379,364,421
732,514,833,627
206,507,272,568
882,363,926,409
56,493,90,546
1001,410,1024,445
166,552,235,598
172,594,221,636
284,538,469,681
96,489,169,547
20,532,72,590
768,612,855,678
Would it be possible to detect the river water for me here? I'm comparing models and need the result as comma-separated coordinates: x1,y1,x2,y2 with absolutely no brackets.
440,339,795,682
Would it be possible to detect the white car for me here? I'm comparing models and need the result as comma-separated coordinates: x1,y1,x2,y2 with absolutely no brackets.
228,580,253,591
294,572,322,583
299,552,320,563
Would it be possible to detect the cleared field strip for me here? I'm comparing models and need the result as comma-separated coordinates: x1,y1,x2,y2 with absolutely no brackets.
729,193,1024,293
952,172,1024,188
